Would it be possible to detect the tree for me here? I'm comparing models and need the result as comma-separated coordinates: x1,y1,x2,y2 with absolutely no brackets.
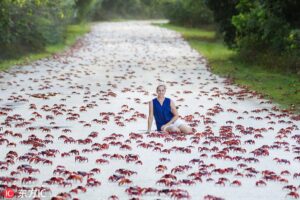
205,0,239,47
232,0,300,53
74,0,103,23
162,0,213,27
0,0,75,58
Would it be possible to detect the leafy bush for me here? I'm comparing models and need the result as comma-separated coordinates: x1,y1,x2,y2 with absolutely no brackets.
205,0,300,72
93,0,163,20
74,0,103,23
205,0,239,47
0,0,75,59
0,0,163,59
162,0,213,27
232,0,300,72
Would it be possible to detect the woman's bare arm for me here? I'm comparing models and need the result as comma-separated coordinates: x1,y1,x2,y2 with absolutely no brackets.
147,101,154,133
162,100,179,129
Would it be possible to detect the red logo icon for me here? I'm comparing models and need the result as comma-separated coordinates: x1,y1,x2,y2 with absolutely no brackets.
3,188,15,199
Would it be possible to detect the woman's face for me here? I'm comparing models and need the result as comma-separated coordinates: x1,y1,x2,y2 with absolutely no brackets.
156,86,166,98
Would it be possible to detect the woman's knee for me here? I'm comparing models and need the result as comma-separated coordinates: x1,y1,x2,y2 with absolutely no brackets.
179,125,193,134
167,126,180,133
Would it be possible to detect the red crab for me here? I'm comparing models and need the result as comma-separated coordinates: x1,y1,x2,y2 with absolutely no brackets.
75,156,88,163
161,174,177,181
21,176,38,184
283,185,297,192
67,174,83,183
156,178,177,187
118,178,132,186
115,169,137,176
90,168,101,174
108,195,119,200
120,144,132,150
110,154,124,160
204,195,225,200
86,178,101,187
230,180,241,187
215,180,225,187
178,179,195,186
155,165,168,173
125,186,144,196
286,192,299,199
255,180,267,187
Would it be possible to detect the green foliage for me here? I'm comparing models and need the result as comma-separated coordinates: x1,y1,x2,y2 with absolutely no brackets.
0,0,163,59
205,0,239,47
156,23,216,42
0,24,90,71
160,23,300,112
93,0,163,20
0,0,75,59
205,0,300,72
161,0,213,27
74,0,103,23
1,0,299,73
233,0,290,52
231,0,300,72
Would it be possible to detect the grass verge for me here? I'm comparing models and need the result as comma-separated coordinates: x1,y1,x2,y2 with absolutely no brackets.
0,23,91,71
157,23,300,113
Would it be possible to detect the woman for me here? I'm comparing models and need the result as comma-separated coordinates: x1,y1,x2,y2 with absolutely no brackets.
147,84,193,134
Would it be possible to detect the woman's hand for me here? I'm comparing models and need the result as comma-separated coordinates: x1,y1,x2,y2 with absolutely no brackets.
161,125,168,132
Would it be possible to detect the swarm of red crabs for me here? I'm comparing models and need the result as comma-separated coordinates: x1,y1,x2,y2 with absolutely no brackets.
0,22,300,200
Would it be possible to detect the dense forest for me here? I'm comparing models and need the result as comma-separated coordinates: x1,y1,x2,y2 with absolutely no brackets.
1,0,299,72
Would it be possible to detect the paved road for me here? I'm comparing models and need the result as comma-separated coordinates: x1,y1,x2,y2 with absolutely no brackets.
0,21,299,200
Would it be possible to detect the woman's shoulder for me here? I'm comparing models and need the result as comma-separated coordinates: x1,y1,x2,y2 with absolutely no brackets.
150,98,156,104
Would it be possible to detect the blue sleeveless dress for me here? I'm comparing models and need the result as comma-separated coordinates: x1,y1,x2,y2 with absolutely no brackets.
153,97,174,131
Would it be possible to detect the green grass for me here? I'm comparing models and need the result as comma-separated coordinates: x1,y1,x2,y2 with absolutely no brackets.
0,23,91,71
157,23,300,113
160,24,217,42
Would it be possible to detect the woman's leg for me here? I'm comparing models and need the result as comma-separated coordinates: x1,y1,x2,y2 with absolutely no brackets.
178,124,193,134
165,126,180,133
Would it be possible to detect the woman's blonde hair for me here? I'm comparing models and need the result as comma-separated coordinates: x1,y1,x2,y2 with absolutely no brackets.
156,84,166,91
